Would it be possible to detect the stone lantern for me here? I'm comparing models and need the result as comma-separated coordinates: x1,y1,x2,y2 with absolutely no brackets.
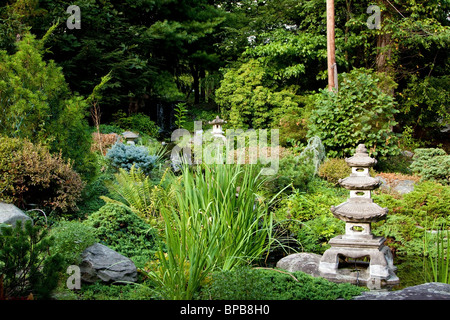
208,116,226,140
318,144,399,289
122,131,139,145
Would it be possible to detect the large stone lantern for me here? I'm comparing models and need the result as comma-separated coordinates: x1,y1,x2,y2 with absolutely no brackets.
318,144,399,289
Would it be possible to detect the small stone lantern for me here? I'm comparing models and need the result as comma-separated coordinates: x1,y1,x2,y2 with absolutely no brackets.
318,144,399,289
122,131,139,145
208,116,226,140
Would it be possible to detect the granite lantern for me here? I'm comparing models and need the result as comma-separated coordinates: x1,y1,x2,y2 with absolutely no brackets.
208,116,226,140
318,144,399,289
122,131,139,145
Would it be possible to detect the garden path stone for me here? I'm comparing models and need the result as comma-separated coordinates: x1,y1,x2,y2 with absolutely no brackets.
0,202,32,228
79,243,138,284
353,282,450,300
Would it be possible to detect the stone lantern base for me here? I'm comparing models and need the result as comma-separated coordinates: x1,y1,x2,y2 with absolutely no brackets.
318,235,399,289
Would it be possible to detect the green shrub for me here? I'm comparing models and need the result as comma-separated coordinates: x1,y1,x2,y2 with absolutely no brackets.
101,166,165,225
0,33,95,178
0,220,64,299
372,181,450,256
319,158,376,184
410,148,450,184
402,181,450,223
84,203,158,267
373,214,424,256
199,266,365,300
106,143,159,175
265,152,315,193
264,136,325,194
307,68,400,158
199,266,275,300
113,111,159,138
318,158,351,185
296,215,345,254
49,220,97,267
274,179,346,254
0,136,84,213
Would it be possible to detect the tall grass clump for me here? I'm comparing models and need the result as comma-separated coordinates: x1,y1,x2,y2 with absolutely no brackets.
423,223,450,284
147,163,278,299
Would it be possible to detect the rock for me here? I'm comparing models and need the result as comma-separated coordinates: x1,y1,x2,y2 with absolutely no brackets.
392,179,415,195
353,282,450,300
80,243,138,284
401,150,414,158
276,253,322,277
376,175,415,195
0,202,32,227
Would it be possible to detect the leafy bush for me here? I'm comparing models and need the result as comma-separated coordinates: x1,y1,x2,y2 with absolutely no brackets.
265,152,315,193
274,179,346,254
49,221,97,267
398,75,450,140
307,68,400,158
215,59,300,129
84,203,158,267
106,142,158,175
199,266,365,300
373,214,424,256
0,220,64,299
113,111,159,138
0,136,84,213
319,158,376,184
318,158,351,185
372,181,450,256
0,33,95,178
296,215,345,254
410,148,450,184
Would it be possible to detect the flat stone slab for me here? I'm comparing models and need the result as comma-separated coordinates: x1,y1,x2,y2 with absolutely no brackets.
353,282,450,300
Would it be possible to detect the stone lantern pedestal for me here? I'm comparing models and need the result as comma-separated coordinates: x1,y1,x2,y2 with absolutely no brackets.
318,144,399,289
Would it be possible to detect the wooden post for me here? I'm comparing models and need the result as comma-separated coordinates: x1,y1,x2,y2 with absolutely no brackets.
327,0,337,91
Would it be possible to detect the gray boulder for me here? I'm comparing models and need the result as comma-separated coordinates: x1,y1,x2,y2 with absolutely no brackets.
276,253,322,277
0,202,32,227
376,176,415,195
80,243,138,284
353,282,450,300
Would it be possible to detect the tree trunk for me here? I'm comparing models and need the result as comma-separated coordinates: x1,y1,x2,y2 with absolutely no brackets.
327,0,337,91
191,64,200,104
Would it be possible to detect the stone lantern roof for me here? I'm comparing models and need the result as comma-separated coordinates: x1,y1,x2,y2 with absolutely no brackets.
122,131,139,144
331,201,388,222
345,144,377,167
339,175,381,190
208,116,226,126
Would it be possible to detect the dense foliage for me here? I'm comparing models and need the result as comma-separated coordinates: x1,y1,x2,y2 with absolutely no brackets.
308,68,400,158
0,33,95,177
0,220,64,299
0,136,84,212
200,266,365,300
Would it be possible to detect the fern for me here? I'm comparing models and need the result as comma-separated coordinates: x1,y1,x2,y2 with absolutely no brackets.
101,166,166,223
